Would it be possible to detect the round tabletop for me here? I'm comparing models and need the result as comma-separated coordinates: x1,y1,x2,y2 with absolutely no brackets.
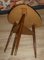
8,4,42,28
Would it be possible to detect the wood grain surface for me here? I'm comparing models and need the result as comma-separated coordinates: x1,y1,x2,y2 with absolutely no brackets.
0,9,44,60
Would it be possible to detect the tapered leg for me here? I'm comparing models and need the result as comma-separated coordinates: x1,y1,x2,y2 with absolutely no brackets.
32,25,37,58
14,29,22,55
4,28,13,52
11,24,20,55
14,14,25,55
11,35,17,55
4,23,17,52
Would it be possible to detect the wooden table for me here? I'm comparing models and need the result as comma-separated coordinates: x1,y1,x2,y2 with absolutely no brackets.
4,4,42,58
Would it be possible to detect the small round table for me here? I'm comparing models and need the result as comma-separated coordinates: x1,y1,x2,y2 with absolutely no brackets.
4,4,42,58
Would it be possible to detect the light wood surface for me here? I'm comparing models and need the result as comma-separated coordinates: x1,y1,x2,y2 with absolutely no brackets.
8,4,42,28
0,21,44,60
0,9,44,60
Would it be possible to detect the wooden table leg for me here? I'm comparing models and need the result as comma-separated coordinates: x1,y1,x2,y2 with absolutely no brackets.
11,24,19,55
4,28,13,52
14,14,25,55
11,36,17,55
14,28,22,55
4,23,17,52
32,25,37,58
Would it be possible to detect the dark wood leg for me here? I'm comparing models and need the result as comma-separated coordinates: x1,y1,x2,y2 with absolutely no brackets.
11,24,20,55
14,28,22,55
11,24,19,55
11,35,17,55
4,23,17,52
14,14,25,55
4,28,13,52
32,25,37,58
